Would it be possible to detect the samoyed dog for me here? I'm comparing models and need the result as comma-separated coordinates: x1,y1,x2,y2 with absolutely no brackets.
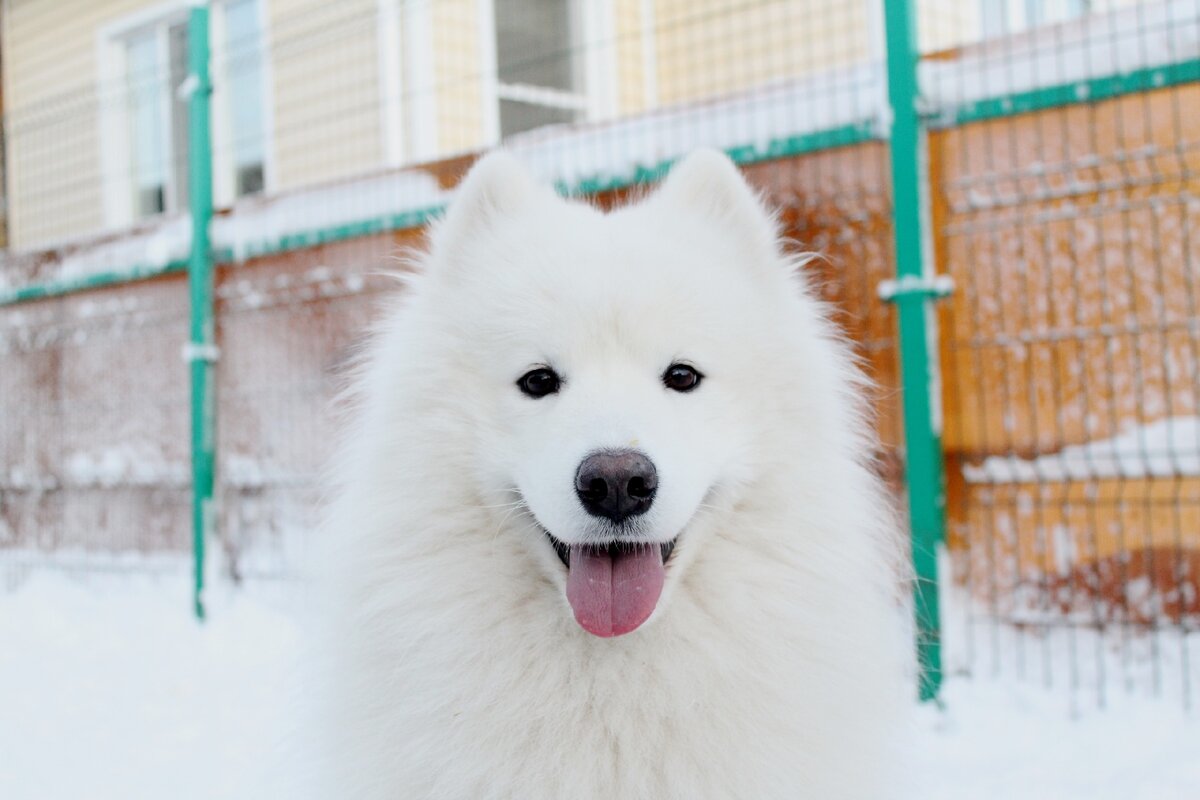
318,149,909,798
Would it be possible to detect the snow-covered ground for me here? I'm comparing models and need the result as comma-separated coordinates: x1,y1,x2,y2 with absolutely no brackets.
0,569,1196,799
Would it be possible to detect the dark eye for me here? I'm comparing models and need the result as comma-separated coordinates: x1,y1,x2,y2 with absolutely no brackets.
663,363,703,392
517,367,561,398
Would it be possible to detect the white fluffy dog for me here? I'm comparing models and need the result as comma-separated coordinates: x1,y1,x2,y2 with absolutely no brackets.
318,150,909,798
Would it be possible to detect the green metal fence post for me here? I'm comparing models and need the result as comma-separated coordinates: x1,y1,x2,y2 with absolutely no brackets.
882,0,947,701
186,2,216,621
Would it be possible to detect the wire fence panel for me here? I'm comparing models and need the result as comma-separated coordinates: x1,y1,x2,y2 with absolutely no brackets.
1,0,1198,706
928,1,1200,706
213,236,404,581
0,280,192,585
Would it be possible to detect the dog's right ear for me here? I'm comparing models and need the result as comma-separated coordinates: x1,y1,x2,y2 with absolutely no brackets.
432,151,537,259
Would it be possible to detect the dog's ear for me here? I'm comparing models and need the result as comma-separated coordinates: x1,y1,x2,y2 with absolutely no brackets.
654,149,779,254
433,151,539,258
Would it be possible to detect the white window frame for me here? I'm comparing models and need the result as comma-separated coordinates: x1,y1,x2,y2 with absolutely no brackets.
97,1,191,229
210,0,276,207
478,0,616,146
98,0,274,229
403,0,439,162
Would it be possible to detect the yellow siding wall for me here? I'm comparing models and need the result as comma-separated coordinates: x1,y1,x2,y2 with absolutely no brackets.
2,0,151,248
918,1,980,53
651,0,871,105
2,0,387,249
432,0,487,155
267,0,384,189
612,0,651,114
5,0,1075,251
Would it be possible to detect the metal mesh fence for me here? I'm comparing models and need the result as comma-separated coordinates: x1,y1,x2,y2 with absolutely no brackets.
0,281,191,584
212,238,398,581
929,1,1200,705
0,0,1197,704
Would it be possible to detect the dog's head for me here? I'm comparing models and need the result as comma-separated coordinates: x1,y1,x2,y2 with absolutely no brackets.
421,150,814,637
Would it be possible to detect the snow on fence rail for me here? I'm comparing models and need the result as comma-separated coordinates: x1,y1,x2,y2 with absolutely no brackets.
964,417,1200,484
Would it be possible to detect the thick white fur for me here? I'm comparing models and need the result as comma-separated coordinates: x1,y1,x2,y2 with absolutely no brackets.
316,150,910,798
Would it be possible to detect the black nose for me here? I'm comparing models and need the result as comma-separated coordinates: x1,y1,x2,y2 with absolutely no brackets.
575,450,657,523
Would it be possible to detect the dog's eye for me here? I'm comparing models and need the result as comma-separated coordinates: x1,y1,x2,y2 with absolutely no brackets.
663,363,703,393
517,367,561,398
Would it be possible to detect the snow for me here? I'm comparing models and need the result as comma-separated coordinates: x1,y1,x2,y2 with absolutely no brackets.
915,676,1200,800
964,415,1200,483
0,570,305,800
62,445,190,489
1,568,1197,799
211,168,447,264
52,217,194,285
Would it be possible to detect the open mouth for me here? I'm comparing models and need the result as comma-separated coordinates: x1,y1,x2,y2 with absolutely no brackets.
545,531,677,570
544,530,679,638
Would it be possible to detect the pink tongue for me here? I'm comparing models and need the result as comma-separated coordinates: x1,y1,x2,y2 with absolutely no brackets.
565,545,665,637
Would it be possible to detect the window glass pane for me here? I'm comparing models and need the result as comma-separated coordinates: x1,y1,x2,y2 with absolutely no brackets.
237,163,265,196
1039,0,1091,24
127,31,167,216
495,0,575,91
981,0,1010,37
499,98,575,138
225,0,265,193
168,22,190,211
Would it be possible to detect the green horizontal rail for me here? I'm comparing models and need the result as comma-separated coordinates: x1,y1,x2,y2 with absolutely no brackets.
929,57,1200,128
0,121,880,308
0,259,189,305
229,205,444,262
560,119,880,196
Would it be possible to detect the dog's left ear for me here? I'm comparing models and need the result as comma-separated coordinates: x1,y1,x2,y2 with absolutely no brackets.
653,149,779,255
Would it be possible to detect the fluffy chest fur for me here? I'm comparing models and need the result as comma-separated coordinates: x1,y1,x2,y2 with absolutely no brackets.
323,502,904,800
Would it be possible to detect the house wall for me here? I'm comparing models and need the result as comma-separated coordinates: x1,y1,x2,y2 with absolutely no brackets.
0,0,1174,254
1,0,390,250
3,0,905,250
650,0,872,106
431,0,487,155
267,0,386,190
612,0,652,114
1,0,151,249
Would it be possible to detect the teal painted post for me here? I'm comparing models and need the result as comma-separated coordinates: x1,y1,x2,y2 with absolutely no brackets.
187,3,215,621
883,0,946,701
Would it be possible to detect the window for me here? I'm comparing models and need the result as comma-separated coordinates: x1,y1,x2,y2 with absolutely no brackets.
493,0,585,138
222,0,267,197
124,20,190,217
103,1,268,226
